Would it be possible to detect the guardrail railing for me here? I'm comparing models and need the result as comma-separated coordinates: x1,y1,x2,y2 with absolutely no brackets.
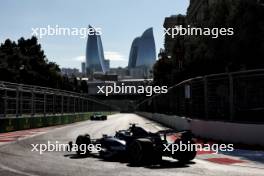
0,81,116,118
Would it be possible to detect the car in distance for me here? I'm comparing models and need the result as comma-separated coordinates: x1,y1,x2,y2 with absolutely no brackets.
90,112,107,120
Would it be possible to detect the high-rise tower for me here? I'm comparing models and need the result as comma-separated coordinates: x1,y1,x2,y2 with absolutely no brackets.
128,28,156,69
86,26,109,74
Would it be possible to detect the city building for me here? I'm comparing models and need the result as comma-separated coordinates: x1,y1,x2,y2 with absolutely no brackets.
129,66,153,79
187,0,211,25
128,28,156,69
81,62,86,74
186,0,250,25
163,14,186,70
93,72,118,81
127,28,156,79
86,79,153,96
163,15,185,57
107,67,129,79
61,68,81,77
86,25,110,75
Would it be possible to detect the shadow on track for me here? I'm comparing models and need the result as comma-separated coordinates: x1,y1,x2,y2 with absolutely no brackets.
63,153,195,169
64,153,90,159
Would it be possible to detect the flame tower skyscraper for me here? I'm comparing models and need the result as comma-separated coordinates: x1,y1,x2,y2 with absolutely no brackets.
128,28,156,69
86,26,109,74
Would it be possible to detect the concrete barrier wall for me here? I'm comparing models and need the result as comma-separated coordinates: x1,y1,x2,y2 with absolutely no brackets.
190,119,264,146
137,112,264,146
0,112,114,133
138,112,190,131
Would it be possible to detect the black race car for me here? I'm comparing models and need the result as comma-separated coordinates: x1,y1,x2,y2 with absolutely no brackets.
69,124,197,165
90,112,107,120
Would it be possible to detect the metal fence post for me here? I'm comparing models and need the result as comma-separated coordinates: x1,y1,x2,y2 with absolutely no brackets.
44,92,46,117
31,90,35,117
82,99,84,112
61,95,64,115
73,97,76,113
16,87,19,117
203,76,208,119
86,99,88,112
189,82,193,117
78,97,81,113
20,90,23,117
67,96,70,114
229,74,234,121
52,94,55,115
4,89,7,117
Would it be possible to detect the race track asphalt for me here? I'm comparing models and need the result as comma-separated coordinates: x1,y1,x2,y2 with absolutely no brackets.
0,113,263,176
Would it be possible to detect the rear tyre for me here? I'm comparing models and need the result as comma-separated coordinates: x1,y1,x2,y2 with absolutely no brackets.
128,138,160,166
172,139,197,163
75,134,91,156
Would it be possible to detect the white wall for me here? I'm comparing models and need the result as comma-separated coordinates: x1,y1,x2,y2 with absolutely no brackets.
137,112,264,146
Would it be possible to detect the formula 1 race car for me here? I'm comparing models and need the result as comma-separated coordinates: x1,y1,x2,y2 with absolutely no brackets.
69,124,196,165
90,112,107,120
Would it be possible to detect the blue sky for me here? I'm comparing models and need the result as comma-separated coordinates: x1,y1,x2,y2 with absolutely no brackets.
0,0,189,70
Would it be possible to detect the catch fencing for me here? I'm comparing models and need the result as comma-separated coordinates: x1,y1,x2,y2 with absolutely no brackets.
0,81,115,118
136,69,264,123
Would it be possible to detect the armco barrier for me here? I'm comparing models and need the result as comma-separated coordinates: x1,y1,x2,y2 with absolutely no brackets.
137,112,190,131
0,112,113,133
137,112,264,146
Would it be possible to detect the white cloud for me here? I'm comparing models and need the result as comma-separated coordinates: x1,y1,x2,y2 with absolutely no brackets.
72,51,126,63
73,55,85,62
104,51,125,61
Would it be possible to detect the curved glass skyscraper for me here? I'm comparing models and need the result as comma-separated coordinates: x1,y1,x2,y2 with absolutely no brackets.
128,28,156,68
86,26,109,74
